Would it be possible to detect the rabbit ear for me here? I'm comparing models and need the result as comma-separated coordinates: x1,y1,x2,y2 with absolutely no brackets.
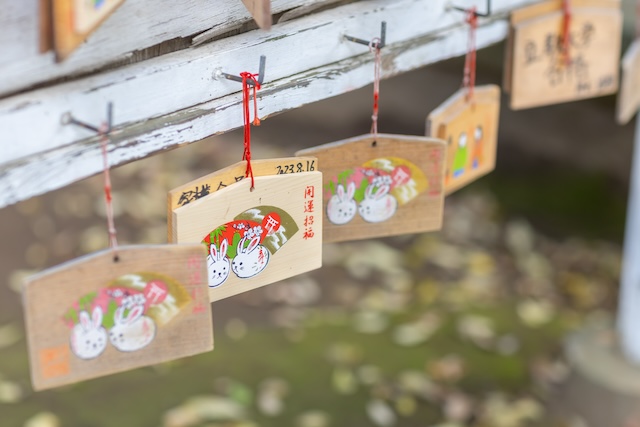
237,236,248,254
79,311,91,331
336,184,345,200
91,306,103,328
245,237,260,253
365,185,374,199
218,239,228,260
210,244,217,259
346,182,356,199
114,306,126,325
375,185,389,199
126,306,144,324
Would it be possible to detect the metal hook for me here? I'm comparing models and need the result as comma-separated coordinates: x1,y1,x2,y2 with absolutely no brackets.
220,55,267,87
61,102,113,134
451,0,491,17
344,21,387,49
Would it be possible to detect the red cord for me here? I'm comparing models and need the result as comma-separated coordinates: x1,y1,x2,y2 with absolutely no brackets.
370,38,382,139
239,72,261,190
562,0,572,66
463,7,478,102
99,124,118,260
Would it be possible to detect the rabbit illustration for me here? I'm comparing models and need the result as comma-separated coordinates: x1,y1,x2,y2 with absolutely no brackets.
109,305,156,352
326,182,357,225
70,306,108,360
207,239,230,288
358,184,398,223
232,235,270,278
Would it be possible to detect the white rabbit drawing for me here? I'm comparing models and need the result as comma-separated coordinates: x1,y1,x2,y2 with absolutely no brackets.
109,305,156,352
207,238,230,288
232,235,270,278
358,184,398,223
70,306,108,360
326,182,357,225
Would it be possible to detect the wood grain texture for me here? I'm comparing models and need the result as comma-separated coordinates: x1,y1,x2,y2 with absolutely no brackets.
296,134,445,243
0,0,538,209
617,39,640,125
39,0,53,53
0,0,314,96
242,0,272,29
23,244,213,391
168,157,318,242
173,172,322,302
1,0,484,166
503,0,620,93
510,7,622,110
427,85,501,195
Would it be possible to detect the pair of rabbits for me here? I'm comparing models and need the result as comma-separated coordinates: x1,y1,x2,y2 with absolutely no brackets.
327,181,398,225
207,235,270,288
70,305,156,360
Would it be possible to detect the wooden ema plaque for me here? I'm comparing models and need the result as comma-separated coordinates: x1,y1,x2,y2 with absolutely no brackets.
173,169,323,302
426,85,501,195
168,157,318,242
508,5,622,110
617,39,640,125
296,134,446,243
23,244,213,391
241,0,272,30
503,0,621,93
49,0,125,61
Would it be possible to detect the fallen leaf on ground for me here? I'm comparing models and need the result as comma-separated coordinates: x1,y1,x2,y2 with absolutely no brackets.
0,323,21,349
367,399,397,427
331,368,358,394
296,411,331,427
428,355,466,383
23,412,61,427
393,313,441,347
352,310,389,334
163,396,246,427
517,299,555,328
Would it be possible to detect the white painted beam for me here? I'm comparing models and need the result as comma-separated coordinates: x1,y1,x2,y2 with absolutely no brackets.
0,0,535,208
0,0,315,97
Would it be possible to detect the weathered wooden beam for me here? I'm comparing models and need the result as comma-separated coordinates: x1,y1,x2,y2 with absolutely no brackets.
0,0,316,97
0,0,535,208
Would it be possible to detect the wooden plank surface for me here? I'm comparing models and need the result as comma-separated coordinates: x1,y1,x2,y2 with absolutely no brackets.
241,0,272,29
296,134,446,243
167,157,318,241
509,7,622,110
0,0,314,97
173,173,323,301
0,0,536,208
23,244,213,390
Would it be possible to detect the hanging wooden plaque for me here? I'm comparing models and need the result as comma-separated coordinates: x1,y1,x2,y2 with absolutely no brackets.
241,0,272,30
173,169,323,301
426,85,501,195
617,39,640,125
296,134,446,243
51,0,125,61
509,7,622,110
168,157,318,242
23,244,213,391
503,0,621,93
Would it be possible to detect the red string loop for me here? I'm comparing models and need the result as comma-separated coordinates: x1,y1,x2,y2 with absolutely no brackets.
463,7,478,102
98,123,118,260
562,0,572,66
369,37,382,140
239,72,261,190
